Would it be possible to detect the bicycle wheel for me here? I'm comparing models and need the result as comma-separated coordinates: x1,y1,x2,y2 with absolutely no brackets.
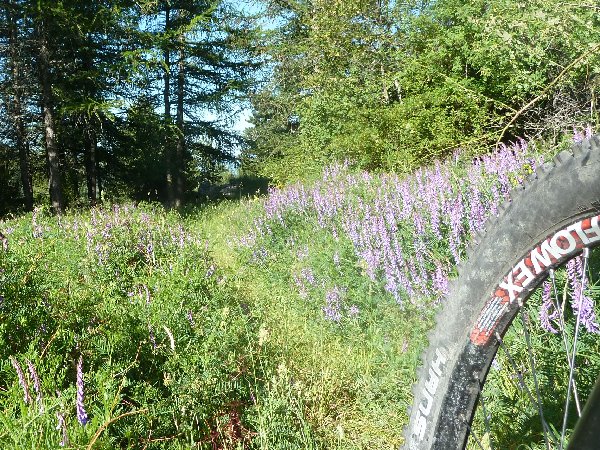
405,135,600,449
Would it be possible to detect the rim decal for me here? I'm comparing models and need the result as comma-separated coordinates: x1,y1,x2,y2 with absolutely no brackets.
470,214,600,345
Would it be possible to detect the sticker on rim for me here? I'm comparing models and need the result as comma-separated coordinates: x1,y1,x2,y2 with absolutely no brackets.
470,214,600,346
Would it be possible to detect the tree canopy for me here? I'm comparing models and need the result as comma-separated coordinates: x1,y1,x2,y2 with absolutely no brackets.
1,0,599,213
244,0,600,182
0,0,260,214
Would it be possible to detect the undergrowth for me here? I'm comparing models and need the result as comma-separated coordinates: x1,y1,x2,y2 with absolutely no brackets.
0,128,596,449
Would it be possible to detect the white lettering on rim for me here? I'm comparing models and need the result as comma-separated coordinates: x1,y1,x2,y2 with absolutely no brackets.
470,214,600,346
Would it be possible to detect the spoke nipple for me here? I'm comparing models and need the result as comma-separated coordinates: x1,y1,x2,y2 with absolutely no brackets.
549,268,555,279
583,247,590,258
495,332,502,342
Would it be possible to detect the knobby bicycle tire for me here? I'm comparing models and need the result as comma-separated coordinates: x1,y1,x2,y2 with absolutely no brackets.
405,135,600,449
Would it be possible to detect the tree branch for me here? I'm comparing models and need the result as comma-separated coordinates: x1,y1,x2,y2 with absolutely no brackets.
495,43,600,146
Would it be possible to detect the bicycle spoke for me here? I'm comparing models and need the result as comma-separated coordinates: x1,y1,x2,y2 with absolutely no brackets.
463,420,487,450
560,248,590,450
550,269,582,416
519,301,551,450
495,332,543,415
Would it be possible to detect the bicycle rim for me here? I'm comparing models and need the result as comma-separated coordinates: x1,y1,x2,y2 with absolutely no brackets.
405,136,600,450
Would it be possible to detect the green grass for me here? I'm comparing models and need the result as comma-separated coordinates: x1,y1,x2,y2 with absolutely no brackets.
0,131,594,449
193,199,433,448
0,200,433,449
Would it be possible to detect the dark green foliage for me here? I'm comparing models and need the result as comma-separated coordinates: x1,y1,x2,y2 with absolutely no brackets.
0,0,259,215
105,99,170,203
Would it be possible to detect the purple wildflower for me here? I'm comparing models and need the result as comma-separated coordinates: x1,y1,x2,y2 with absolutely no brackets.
297,245,309,260
148,324,157,349
293,273,310,299
323,287,344,322
298,286,308,299
251,247,268,264
348,305,359,317
292,274,303,289
26,359,43,412
566,257,581,282
566,257,600,333
489,185,500,217
333,252,340,267
432,265,449,297
448,196,464,263
413,212,425,237
571,288,599,334
539,281,559,334
301,268,316,285
468,187,485,235
186,310,196,327
146,241,154,261
9,356,31,404
101,222,112,239
384,271,398,298
206,264,215,277
76,355,89,425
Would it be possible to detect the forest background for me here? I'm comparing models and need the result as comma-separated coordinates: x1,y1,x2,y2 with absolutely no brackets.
1,0,599,215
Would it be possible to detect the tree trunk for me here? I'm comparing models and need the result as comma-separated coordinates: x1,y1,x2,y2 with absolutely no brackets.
163,5,175,207
175,33,185,209
18,141,33,210
84,125,98,205
70,149,80,200
80,49,98,206
381,64,389,104
6,1,33,211
36,15,64,214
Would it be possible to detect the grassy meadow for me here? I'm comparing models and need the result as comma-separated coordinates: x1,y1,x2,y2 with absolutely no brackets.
1,129,598,449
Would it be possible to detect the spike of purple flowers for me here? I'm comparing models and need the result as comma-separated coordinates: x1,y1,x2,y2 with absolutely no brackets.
26,359,43,412
566,257,600,333
572,288,600,334
76,354,89,425
148,324,157,349
432,265,449,297
539,281,559,334
9,356,32,404
186,310,196,327
323,287,343,322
